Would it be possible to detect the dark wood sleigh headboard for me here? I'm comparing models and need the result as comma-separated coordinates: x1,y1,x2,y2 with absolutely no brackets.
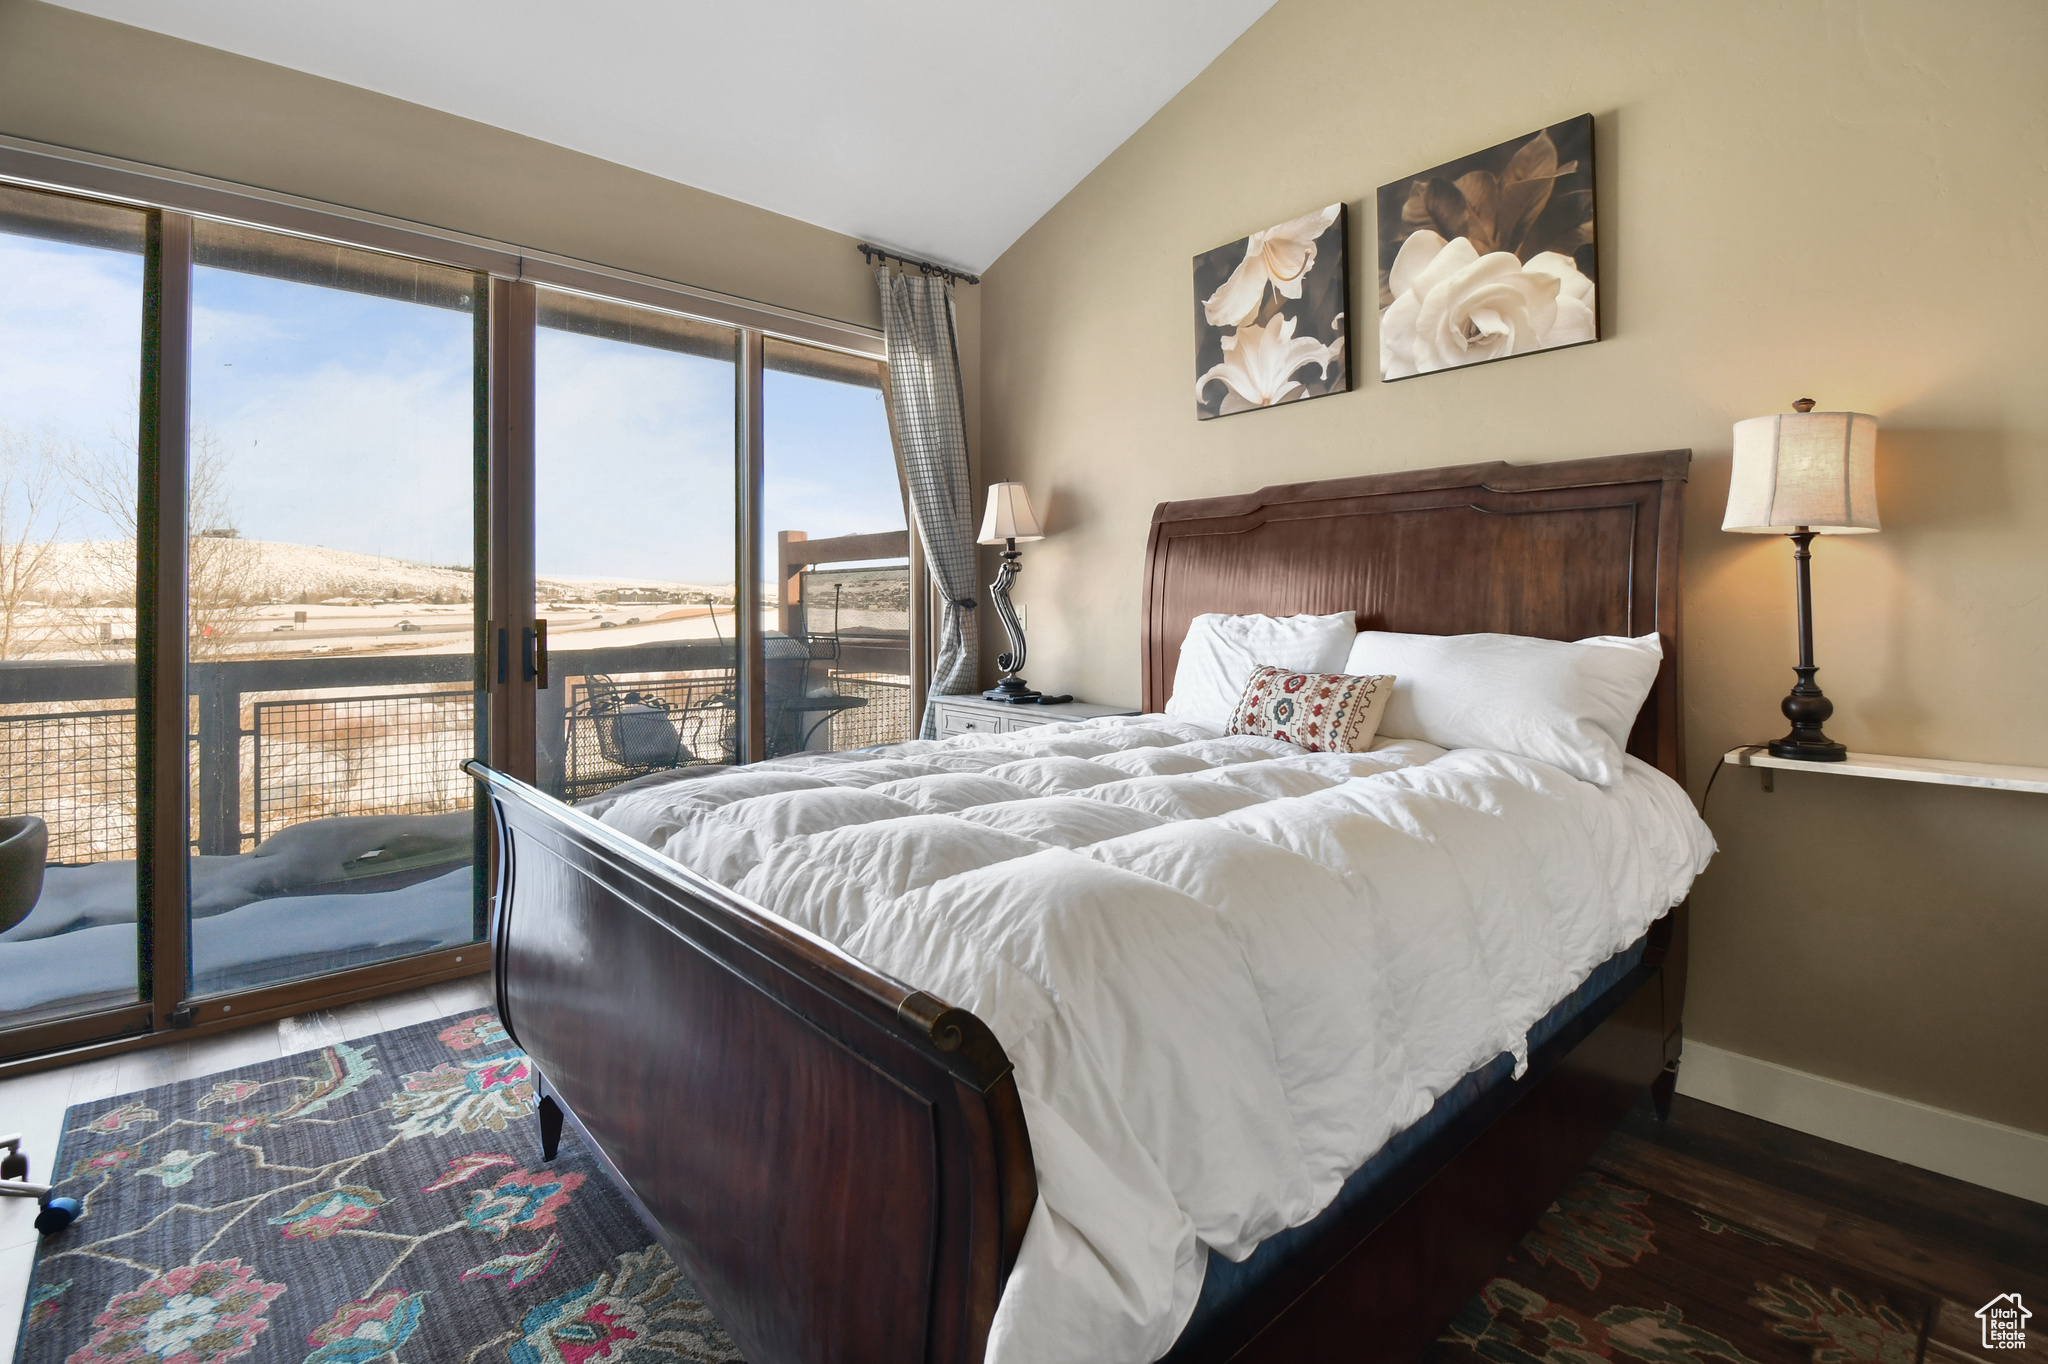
1140,449,1691,785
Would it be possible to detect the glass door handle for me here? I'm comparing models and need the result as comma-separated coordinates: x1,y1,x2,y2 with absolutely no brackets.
527,622,549,689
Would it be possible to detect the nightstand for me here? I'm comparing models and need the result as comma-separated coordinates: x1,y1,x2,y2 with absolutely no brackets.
928,694,1139,738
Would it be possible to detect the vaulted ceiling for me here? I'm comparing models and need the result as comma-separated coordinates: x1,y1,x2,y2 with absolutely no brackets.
48,0,1278,272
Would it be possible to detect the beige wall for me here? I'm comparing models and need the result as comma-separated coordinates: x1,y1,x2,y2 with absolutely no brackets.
979,0,2048,1132
0,0,887,334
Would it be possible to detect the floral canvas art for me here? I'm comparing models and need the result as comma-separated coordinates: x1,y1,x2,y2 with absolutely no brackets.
1377,115,1599,380
1193,203,1349,419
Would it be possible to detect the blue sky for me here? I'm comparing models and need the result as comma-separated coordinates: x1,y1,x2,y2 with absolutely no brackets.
0,234,145,544
3,233,904,585
761,369,905,565
192,265,477,564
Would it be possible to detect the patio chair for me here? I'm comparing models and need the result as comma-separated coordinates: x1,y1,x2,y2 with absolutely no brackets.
577,674,738,783
582,675,688,774
772,581,867,755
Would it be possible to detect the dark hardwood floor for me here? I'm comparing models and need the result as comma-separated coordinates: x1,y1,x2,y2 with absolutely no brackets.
1571,1093,2047,1362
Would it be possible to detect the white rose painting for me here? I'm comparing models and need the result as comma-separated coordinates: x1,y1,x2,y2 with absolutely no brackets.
1194,203,1349,420
1377,115,1599,381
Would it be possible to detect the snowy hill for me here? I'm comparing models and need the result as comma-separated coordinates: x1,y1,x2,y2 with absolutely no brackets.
24,538,733,605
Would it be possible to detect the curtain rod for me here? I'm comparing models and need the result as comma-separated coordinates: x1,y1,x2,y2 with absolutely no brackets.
857,242,980,286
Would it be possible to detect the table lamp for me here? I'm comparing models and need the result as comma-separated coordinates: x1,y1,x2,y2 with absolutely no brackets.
977,482,1046,703
1723,398,1880,761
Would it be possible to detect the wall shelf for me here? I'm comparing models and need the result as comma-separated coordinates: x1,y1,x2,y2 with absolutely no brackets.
1722,746,2048,795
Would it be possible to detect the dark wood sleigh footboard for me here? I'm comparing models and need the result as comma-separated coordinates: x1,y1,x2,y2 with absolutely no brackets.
466,760,1036,1364
470,759,1686,1364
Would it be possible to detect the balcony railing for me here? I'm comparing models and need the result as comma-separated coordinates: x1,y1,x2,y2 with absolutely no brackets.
2,626,912,862
0,703,136,863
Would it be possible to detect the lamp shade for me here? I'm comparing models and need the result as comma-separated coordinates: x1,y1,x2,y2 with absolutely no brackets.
978,482,1044,544
1723,409,1880,534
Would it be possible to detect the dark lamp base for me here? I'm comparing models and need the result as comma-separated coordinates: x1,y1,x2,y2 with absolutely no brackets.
1767,734,1848,762
1768,530,1851,763
983,676,1042,704
1772,661,1848,762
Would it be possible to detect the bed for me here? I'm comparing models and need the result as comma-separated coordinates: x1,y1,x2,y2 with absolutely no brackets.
466,447,1699,1364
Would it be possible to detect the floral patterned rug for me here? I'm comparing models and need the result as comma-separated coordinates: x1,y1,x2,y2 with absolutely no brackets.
13,1011,741,1364
1425,1169,1937,1364
14,1013,1944,1364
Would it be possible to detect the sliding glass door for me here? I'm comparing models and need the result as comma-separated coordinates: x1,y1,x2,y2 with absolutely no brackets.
0,186,149,1040
0,182,493,1061
531,290,739,804
181,221,485,998
760,339,911,757
0,172,904,1067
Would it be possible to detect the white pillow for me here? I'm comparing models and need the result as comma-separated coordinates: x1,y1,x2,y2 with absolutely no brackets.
1341,630,1663,785
1165,611,1357,729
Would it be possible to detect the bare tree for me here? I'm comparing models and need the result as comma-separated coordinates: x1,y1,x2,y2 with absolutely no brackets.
184,427,269,658
59,423,268,659
0,426,72,660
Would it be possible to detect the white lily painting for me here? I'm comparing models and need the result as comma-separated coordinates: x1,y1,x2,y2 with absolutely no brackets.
1376,115,1600,381
1194,203,1349,420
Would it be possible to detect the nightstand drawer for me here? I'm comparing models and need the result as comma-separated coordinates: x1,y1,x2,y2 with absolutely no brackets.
936,707,1001,736
933,695,1139,738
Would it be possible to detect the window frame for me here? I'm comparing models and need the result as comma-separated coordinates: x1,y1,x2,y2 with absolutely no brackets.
0,133,885,361
0,139,920,1074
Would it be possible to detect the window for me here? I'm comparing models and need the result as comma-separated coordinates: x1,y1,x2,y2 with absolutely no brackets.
533,290,739,802
761,339,910,757
0,165,902,1063
0,185,148,1032
182,219,485,995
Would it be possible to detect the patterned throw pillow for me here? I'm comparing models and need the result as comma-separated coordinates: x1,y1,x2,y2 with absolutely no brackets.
1227,665,1394,753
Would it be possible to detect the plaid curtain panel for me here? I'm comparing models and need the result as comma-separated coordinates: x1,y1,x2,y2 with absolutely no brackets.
877,269,980,736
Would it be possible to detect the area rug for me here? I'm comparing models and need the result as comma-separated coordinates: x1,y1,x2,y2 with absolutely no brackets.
16,1022,1949,1364
1424,1168,1937,1364
13,1012,742,1364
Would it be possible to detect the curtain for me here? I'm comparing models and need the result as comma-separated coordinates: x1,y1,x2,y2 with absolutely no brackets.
876,269,979,737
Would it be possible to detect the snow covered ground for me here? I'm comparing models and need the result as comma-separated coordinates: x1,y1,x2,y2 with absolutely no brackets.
6,537,738,659
0,811,480,1022
26,538,478,605
23,537,734,608
0,871,473,1017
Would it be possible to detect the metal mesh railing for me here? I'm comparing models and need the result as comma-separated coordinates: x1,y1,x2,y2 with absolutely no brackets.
563,672,737,801
0,706,139,863
789,564,910,757
250,689,476,840
823,673,912,751
2,660,901,858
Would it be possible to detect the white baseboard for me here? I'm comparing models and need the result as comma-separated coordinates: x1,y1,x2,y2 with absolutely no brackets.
1674,1041,2048,1207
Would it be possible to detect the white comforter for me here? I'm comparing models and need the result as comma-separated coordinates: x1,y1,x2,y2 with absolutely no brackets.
597,716,1715,1364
